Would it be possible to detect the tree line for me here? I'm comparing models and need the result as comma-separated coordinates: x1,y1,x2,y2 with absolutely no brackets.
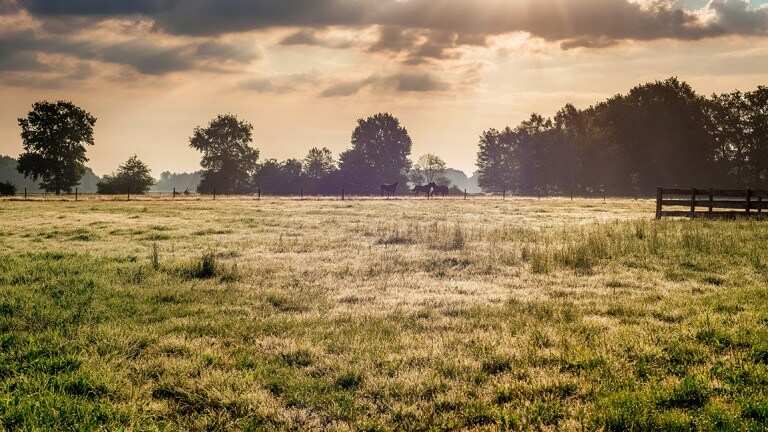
476,78,768,195
5,103,446,196
4,77,766,197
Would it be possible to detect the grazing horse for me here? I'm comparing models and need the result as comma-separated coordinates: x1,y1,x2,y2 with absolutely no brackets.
413,184,433,197
380,182,398,198
426,182,449,197
432,184,450,197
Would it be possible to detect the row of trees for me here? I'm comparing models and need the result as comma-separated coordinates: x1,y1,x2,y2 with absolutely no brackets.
11,102,449,195
192,113,420,195
476,78,768,195
12,78,767,197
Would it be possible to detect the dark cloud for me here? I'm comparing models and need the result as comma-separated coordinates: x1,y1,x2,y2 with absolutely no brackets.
19,0,164,16
368,26,473,65
0,28,260,80
710,0,768,35
194,40,260,63
320,71,449,97
13,0,768,44
560,37,620,50
3,0,767,89
390,72,449,92
279,29,355,49
280,29,322,46
320,79,370,97
368,26,420,54
97,40,195,74
0,50,49,72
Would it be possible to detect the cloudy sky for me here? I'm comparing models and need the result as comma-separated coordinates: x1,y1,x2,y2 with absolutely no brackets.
1,0,768,175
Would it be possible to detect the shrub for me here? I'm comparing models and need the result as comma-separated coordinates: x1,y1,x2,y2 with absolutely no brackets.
178,251,219,279
0,181,16,196
97,155,154,194
335,371,363,390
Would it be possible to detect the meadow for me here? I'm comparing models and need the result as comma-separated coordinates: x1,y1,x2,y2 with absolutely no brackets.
0,197,766,431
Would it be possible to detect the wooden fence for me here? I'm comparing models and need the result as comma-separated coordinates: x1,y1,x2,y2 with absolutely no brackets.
656,188,768,219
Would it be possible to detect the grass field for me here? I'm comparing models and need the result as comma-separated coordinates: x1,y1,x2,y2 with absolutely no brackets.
1,197,767,431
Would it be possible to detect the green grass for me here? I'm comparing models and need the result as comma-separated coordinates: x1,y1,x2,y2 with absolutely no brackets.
0,198,767,430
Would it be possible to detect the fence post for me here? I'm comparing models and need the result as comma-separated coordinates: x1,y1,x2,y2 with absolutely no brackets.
690,188,697,218
502,190,505,200
746,189,752,216
75,188,78,202
127,186,130,201
464,189,467,200
341,188,345,201
258,187,261,200
708,189,714,215
213,188,216,200
173,187,176,199
656,187,663,219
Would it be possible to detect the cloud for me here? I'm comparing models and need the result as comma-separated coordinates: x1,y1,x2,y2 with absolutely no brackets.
367,26,484,65
279,29,355,49
13,0,768,45
3,0,768,91
0,50,48,71
0,27,261,82
238,73,318,93
195,40,260,63
390,71,449,92
707,0,768,35
320,71,449,97
320,79,369,97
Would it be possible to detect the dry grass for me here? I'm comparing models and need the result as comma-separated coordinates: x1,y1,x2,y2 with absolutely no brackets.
0,197,766,430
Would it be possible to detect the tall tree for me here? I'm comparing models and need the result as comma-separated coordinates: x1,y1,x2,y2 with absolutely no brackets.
411,154,448,185
476,78,730,196
190,114,259,194
745,86,768,187
339,113,412,193
16,101,97,194
97,155,155,194
303,147,336,179
476,128,517,193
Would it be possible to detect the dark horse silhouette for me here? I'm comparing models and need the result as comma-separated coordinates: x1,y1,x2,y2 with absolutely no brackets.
429,183,450,197
413,184,432,197
380,182,398,198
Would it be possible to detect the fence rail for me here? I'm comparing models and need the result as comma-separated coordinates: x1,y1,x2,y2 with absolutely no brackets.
656,188,767,219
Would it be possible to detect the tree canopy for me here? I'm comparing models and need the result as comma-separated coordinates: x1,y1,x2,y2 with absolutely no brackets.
16,101,96,194
410,154,447,185
0,181,15,196
339,113,412,193
303,147,337,179
97,155,155,194
476,78,768,195
190,114,259,194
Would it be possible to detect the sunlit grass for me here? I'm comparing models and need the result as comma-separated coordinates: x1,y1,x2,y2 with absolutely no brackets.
0,197,766,430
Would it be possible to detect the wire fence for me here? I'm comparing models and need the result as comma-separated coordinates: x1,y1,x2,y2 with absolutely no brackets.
0,188,652,202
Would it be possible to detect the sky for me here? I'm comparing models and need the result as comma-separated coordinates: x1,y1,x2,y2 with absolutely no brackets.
1,0,768,176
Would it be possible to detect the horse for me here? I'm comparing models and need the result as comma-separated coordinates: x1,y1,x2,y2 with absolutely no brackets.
413,184,433,197
380,182,398,198
425,182,449,197
432,184,450,197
